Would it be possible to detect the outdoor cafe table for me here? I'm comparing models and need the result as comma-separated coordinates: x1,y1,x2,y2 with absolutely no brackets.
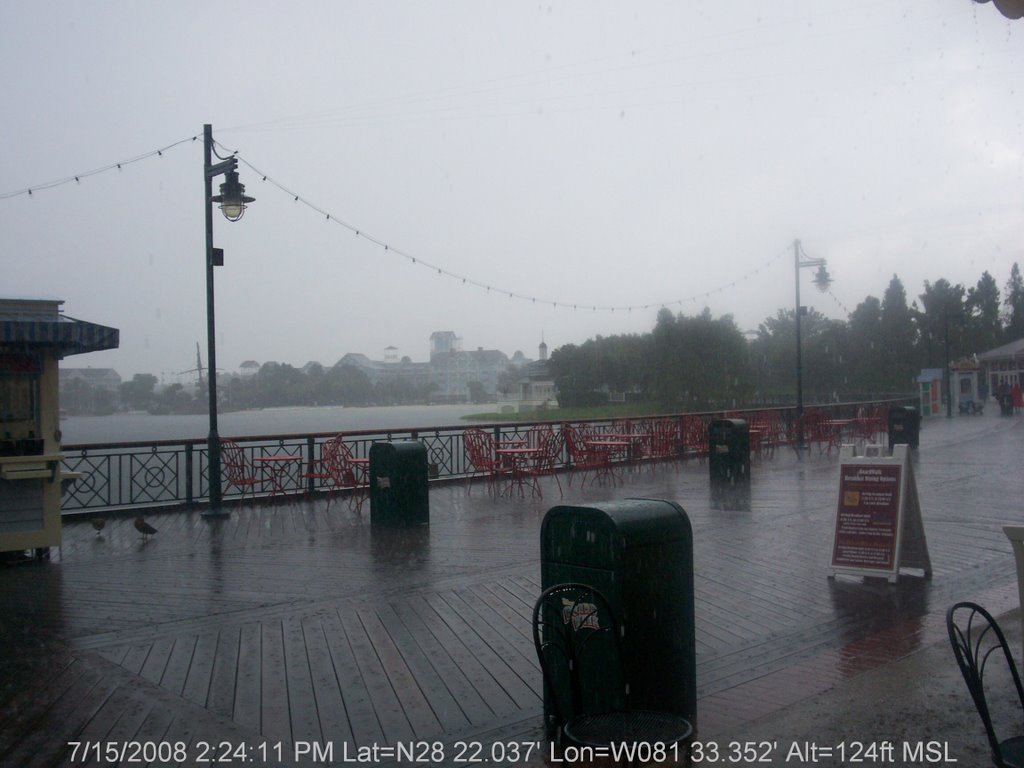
823,419,857,452
253,455,303,499
494,447,543,497
600,432,648,464
584,439,631,484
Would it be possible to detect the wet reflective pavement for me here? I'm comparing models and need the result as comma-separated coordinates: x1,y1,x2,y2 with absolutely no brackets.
1,410,1021,765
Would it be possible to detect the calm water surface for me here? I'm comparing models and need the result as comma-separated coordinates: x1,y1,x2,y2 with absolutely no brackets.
61,404,497,444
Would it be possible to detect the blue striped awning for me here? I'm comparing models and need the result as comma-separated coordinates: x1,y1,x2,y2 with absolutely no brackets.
0,315,119,357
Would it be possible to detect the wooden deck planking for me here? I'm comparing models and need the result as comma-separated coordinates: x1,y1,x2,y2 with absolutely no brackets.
259,620,292,745
79,687,151,766
442,588,538,688
319,609,386,748
232,621,263,734
0,656,83,754
337,604,417,746
388,598,493,728
356,606,440,739
372,601,471,734
138,636,175,685
2,413,1022,762
207,626,241,720
159,635,198,697
406,591,521,719
282,612,324,745
459,581,534,645
181,631,218,709
301,613,357,746
422,591,538,711
6,666,118,768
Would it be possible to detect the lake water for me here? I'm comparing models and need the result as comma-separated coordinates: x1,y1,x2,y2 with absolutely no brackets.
61,404,497,445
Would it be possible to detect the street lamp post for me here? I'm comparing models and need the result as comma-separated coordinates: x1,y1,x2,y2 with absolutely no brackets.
793,239,831,451
943,304,965,419
203,123,254,517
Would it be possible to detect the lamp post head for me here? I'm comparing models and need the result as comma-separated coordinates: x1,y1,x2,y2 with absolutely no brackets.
211,170,255,221
813,263,832,293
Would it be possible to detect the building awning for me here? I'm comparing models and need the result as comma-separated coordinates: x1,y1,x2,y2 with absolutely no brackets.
0,315,119,357
976,337,1024,363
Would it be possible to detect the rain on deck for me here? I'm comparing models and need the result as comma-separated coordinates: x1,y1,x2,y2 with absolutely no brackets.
1,411,1021,766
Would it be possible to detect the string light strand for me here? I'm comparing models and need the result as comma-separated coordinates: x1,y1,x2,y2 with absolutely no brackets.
232,150,793,314
0,136,198,200
1,132,801,315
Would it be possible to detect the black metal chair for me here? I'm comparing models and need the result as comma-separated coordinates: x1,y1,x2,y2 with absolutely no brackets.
532,583,692,765
947,601,1024,768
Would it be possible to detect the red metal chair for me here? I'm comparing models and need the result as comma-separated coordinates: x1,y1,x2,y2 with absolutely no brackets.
220,439,260,502
800,409,840,453
303,435,367,512
524,425,563,498
334,438,369,513
301,437,340,494
854,406,886,446
644,418,680,467
464,428,505,495
561,423,609,487
681,415,709,462
747,411,774,459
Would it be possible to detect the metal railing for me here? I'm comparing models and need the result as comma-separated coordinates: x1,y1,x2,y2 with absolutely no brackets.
60,399,912,514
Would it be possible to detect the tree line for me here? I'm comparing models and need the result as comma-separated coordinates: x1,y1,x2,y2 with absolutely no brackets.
66,264,1023,416
108,361,439,416
549,265,1024,410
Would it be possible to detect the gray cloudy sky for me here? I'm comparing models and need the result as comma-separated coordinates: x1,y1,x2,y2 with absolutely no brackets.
1,1,1021,381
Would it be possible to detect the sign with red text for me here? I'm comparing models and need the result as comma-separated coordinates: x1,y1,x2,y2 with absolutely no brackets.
830,444,931,582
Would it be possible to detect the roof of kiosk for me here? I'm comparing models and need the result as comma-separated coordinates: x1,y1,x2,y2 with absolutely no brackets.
0,297,119,357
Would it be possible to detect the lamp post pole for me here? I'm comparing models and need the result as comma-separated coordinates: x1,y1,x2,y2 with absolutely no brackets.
794,240,805,450
202,124,253,517
944,305,952,419
793,239,830,452
203,124,224,517
943,304,965,419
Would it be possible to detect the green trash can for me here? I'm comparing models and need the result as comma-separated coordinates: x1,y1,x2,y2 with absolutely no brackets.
369,441,429,526
708,418,749,484
540,499,696,731
887,406,920,451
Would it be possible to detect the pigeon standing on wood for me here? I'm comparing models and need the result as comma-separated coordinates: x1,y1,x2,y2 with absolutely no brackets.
134,516,157,541
90,518,105,536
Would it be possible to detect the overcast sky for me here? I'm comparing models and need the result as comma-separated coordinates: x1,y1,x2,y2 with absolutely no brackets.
1,1,1020,382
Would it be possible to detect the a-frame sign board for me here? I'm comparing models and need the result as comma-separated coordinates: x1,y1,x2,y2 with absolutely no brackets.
829,444,932,583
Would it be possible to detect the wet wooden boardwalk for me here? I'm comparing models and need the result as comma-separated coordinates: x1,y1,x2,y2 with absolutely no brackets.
1,411,1021,766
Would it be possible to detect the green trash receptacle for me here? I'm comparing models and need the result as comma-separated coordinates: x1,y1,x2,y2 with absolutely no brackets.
887,406,920,451
540,499,696,733
369,441,429,526
708,418,749,484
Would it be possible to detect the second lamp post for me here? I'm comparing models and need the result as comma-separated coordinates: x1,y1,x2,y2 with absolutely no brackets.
203,123,254,517
794,239,831,451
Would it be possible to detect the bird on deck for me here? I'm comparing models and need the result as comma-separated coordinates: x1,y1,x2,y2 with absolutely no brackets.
90,518,106,536
134,516,158,540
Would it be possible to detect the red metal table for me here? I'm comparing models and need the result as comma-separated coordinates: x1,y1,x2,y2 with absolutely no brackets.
495,447,543,497
253,455,303,499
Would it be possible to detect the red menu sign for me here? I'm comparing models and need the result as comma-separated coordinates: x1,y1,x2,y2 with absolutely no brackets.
831,464,902,572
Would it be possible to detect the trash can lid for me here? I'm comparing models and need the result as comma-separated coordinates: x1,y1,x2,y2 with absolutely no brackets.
542,498,691,549
709,418,747,427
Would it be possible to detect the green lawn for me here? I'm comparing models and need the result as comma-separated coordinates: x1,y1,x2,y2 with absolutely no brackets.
463,402,675,423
